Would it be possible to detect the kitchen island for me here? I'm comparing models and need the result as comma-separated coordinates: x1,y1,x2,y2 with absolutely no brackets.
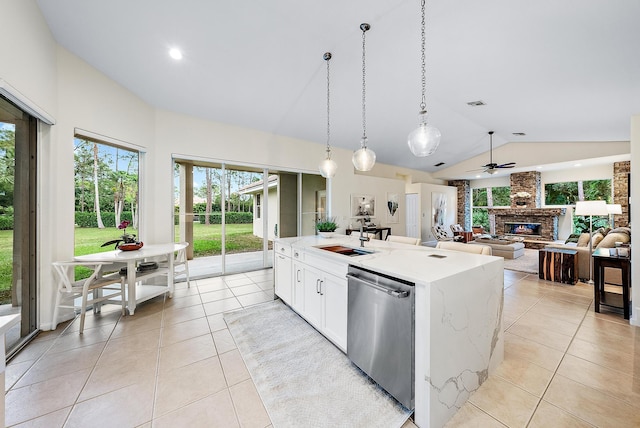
274,235,504,428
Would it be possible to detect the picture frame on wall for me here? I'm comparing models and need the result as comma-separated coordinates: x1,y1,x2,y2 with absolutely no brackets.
432,192,447,226
351,194,376,218
386,193,399,224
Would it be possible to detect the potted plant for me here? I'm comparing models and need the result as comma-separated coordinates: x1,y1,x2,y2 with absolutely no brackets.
316,217,338,238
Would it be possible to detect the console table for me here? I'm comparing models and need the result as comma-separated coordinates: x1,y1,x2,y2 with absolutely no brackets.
593,248,631,319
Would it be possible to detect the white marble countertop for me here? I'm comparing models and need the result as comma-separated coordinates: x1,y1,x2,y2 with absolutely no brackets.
278,234,501,284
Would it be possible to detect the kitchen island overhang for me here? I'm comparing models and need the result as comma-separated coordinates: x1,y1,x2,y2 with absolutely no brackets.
275,235,504,428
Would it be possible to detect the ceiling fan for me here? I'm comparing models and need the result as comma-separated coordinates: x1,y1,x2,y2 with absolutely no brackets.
476,131,516,174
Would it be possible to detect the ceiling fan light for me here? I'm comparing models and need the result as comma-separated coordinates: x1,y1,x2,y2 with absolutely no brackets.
408,111,441,157
487,169,498,175
319,157,338,178
352,138,376,171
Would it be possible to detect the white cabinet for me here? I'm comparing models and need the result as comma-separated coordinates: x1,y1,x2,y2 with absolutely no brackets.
302,264,348,351
302,266,323,329
273,240,348,352
321,274,348,350
291,258,305,313
274,244,292,305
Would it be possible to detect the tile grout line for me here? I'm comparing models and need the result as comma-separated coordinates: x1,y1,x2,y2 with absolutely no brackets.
523,280,595,428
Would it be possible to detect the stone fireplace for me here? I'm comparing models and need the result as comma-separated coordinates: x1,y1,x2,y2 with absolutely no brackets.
488,171,566,246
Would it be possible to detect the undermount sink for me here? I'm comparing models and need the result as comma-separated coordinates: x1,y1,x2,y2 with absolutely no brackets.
315,245,374,257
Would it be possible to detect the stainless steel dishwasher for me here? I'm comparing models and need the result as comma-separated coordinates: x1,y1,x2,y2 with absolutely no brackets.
346,265,415,410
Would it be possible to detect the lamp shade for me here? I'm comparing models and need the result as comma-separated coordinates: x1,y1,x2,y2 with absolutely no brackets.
606,204,622,215
318,158,338,178
352,145,376,171
574,200,609,216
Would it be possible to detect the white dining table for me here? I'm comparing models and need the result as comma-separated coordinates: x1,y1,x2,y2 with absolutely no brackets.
74,242,187,315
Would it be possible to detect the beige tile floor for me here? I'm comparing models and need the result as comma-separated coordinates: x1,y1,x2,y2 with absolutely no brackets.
5,269,640,427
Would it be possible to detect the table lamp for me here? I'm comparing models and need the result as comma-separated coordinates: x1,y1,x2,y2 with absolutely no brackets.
574,200,609,284
606,204,622,228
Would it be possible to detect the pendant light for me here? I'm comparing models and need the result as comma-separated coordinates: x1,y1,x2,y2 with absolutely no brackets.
352,23,376,171
318,52,338,178
407,0,441,157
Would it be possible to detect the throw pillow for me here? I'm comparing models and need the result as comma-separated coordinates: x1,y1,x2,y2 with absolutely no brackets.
576,233,591,247
564,233,581,244
609,226,631,236
590,232,605,248
596,231,631,249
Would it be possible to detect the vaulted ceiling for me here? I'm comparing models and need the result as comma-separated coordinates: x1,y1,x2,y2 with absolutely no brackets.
36,0,639,177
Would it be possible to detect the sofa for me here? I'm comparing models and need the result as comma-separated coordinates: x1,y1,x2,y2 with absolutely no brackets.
469,237,525,259
544,226,631,283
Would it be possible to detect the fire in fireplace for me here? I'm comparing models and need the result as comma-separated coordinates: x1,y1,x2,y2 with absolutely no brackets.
504,222,541,236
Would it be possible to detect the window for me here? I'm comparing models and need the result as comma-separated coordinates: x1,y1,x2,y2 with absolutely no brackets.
472,186,510,231
544,179,612,205
73,136,140,263
256,193,261,219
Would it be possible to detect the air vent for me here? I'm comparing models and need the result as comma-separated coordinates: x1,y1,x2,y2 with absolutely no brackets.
512,132,526,136
466,100,486,106
434,162,445,167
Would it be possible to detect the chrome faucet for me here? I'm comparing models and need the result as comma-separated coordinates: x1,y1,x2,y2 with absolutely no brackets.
359,224,370,247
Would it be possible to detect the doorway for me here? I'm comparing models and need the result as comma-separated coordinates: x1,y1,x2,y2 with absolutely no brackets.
0,95,38,357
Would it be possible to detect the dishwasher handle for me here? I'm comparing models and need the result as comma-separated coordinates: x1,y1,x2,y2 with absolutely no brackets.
346,273,410,298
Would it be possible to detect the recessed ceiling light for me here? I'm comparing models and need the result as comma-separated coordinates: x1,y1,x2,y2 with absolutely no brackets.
512,132,526,136
536,166,542,169
466,100,486,106
169,48,183,60
574,163,581,167
434,162,445,167
475,175,481,178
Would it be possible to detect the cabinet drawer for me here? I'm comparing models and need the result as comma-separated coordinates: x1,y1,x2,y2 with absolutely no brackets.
275,242,291,257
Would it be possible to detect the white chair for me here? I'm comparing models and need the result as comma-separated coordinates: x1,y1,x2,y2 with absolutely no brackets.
450,224,465,233
52,261,125,334
432,224,454,241
159,242,191,287
436,241,492,255
386,235,420,245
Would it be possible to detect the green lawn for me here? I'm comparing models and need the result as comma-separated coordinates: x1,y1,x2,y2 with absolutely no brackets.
0,223,268,302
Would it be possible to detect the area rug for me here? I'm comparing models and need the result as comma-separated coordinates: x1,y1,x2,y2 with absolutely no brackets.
224,300,412,428
503,248,539,274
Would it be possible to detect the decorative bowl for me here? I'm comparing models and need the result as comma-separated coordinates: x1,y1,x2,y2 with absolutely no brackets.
118,241,144,251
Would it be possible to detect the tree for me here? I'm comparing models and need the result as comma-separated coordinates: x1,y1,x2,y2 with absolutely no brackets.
92,142,105,228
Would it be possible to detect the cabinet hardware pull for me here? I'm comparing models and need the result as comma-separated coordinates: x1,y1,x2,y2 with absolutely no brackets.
296,270,300,282
319,280,324,295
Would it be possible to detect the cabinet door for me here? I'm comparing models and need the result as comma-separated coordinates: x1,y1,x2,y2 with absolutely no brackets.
302,267,323,329
291,261,305,313
321,274,348,351
274,254,292,305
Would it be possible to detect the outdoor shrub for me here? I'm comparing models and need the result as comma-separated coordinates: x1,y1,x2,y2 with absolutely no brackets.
198,212,252,224
0,215,13,230
75,212,134,228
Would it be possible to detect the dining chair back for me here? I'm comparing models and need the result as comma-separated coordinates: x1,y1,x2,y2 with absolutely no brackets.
436,241,492,255
51,261,125,334
386,235,420,245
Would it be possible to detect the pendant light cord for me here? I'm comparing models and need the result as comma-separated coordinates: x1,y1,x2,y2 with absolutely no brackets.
420,0,427,112
324,52,332,157
361,24,368,141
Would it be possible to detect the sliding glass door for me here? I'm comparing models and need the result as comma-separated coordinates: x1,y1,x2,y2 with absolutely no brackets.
0,95,37,356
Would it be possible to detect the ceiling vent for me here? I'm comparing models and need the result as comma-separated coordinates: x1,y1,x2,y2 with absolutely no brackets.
434,162,445,167
512,132,526,136
466,100,486,106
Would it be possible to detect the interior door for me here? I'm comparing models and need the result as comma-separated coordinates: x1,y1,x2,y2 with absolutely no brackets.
405,193,420,241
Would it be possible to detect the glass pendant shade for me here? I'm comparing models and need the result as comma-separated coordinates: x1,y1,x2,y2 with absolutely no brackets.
352,137,376,171
407,111,441,157
319,157,338,178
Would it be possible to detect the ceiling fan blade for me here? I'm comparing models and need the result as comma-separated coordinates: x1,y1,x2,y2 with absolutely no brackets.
481,163,498,169
497,163,516,169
